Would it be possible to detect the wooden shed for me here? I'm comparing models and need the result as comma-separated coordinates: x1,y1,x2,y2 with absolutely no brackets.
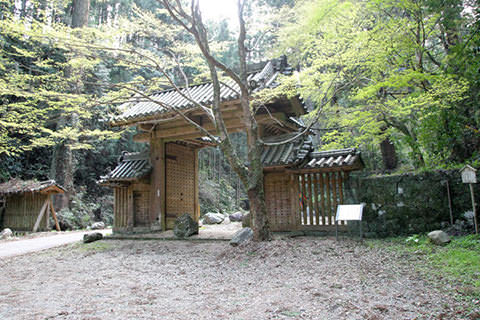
0,179,64,232
100,57,363,234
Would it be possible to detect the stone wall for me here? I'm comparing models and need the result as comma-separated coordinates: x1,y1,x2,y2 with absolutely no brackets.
345,170,479,237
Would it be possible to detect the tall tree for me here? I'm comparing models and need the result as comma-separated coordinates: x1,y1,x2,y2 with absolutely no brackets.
277,0,476,169
72,0,90,28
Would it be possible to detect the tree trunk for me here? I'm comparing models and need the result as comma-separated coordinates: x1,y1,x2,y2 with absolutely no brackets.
72,0,90,28
247,144,271,241
51,0,89,211
380,136,397,171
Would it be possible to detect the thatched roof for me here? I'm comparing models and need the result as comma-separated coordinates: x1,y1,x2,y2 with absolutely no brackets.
0,179,66,195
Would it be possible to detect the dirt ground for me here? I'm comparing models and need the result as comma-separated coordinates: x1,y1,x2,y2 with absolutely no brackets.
0,238,475,320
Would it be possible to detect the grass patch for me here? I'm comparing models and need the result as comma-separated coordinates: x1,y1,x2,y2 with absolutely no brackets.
368,234,480,301
77,241,113,252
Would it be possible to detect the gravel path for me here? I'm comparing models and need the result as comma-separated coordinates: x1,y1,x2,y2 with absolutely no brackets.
0,229,111,258
0,238,473,320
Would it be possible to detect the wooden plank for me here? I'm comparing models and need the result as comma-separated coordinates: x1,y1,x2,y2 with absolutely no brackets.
301,174,308,225
33,199,48,232
194,149,200,222
325,173,331,225
319,173,325,225
150,138,166,229
307,174,314,225
293,175,301,229
113,189,117,228
127,185,134,229
338,172,345,225
332,172,338,225
45,195,50,230
49,197,61,231
289,174,296,228
153,118,244,139
313,173,320,226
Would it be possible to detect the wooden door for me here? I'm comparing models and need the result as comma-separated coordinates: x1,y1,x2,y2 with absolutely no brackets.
133,190,150,227
165,143,196,229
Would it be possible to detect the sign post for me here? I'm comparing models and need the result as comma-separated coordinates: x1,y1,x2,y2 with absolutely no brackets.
336,204,365,241
460,165,478,235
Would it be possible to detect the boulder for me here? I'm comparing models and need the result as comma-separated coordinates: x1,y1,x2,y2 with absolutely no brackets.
222,217,231,224
427,230,451,245
90,221,105,230
242,212,251,228
230,227,253,247
173,213,199,238
229,211,243,222
0,228,13,239
83,232,103,244
203,212,224,224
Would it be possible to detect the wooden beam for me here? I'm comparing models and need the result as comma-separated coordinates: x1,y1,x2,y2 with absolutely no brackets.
150,138,166,231
49,196,61,231
33,199,49,232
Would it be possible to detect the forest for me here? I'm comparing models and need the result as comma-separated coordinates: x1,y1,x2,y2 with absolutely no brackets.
0,0,479,230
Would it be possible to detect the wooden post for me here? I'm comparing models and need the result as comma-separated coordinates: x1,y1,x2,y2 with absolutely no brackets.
469,184,478,235
194,148,200,222
150,137,166,231
45,196,50,230
33,199,49,232
307,174,314,225
338,172,345,225
301,174,308,225
319,173,325,225
49,197,61,231
313,173,320,226
325,173,331,225
127,185,134,230
293,174,301,229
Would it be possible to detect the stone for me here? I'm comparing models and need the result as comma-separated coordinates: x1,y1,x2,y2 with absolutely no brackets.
427,230,451,245
230,227,253,247
242,212,251,228
0,228,13,239
173,213,199,238
83,232,103,243
222,217,231,224
90,221,105,230
229,211,243,222
203,212,224,224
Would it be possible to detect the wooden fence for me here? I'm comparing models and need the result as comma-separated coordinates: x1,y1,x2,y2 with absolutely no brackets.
265,171,348,232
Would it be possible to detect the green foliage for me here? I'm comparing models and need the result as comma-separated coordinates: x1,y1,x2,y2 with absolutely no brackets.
277,0,480,169
55,192,96,230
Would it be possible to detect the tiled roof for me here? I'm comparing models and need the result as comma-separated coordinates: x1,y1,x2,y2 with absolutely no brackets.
261,133,313,167
0,179,65,195
112,58,296,126
299,148,363,170
99,139,363,187
99,151,151,185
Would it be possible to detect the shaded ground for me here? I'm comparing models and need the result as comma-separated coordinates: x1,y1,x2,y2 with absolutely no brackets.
0,238,475,320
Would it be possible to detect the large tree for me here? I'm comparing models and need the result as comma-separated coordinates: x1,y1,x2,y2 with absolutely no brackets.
277,0,478,169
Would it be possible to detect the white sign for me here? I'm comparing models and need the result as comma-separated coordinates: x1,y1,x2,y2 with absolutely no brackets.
336,204,364,221
460,165,477,184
